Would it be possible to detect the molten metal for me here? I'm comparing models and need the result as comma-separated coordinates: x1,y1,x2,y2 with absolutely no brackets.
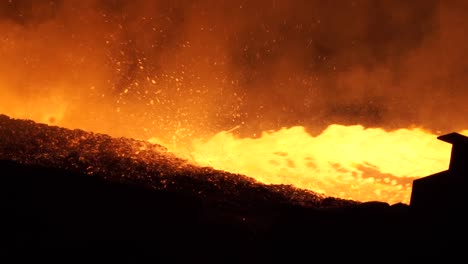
152,125,468,204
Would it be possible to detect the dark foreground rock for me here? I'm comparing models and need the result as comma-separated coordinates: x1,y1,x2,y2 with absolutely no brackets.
0,114,466,261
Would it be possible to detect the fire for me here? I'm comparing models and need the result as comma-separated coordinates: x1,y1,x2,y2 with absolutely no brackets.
150,126,467,205
2,92,461,205
0,80,466,205
1,88,463,205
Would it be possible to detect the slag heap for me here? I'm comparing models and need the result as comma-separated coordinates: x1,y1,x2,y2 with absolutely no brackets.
0,114,358,208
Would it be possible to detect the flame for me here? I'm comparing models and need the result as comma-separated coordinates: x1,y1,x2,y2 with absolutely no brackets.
150,126,468,205
1,83,466,205
0,83,465,205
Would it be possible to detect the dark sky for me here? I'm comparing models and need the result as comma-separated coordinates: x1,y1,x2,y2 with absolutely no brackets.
1,0,467,140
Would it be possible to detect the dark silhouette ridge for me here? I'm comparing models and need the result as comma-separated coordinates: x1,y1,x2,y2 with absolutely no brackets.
1,114,466,261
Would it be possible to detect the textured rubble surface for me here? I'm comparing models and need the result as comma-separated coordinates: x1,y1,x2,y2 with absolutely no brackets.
0,114,358,209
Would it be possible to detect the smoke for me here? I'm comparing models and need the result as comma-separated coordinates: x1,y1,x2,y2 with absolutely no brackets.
0,0,467,142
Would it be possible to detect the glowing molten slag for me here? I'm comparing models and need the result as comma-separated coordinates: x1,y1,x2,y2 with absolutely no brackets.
151,126,467,205
0,91,464,205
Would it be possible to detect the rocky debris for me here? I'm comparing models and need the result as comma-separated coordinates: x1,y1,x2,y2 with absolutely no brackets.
0,114,358,209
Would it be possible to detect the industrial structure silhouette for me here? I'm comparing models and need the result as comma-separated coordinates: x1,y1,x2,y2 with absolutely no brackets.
410,132,468,212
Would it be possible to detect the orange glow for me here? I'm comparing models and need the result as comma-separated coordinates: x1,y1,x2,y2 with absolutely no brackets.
0,87,68,125
2,0,468,205
1,77,467,205
2,89,463,204
150,126,468,205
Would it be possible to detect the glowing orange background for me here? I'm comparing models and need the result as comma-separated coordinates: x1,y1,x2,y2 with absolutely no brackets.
1,0,467,203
